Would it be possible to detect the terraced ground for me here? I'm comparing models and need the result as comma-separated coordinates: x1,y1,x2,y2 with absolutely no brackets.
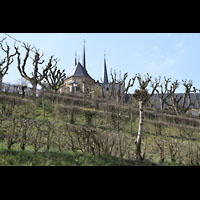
0,92,200,166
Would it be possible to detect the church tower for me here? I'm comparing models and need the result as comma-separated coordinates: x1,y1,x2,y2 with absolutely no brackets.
82,39,86,69
75,51,77,66
102,52,108,85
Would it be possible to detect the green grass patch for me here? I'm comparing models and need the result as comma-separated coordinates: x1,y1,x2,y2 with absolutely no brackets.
0,149,148,166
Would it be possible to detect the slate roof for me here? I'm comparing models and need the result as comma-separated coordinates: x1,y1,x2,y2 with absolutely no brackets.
150,93,200,109
102,57,108,84
125,93,200,109
67,62,92,79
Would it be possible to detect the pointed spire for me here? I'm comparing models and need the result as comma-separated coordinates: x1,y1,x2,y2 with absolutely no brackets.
102,51,108,84
82,39,86,69
75,51,77,66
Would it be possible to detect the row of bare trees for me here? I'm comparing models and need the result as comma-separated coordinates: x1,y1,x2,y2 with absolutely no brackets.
100,72,200,160
0,116,135,159
97,71,199,160
150,136,200,165
0,116,55,152
0,37,66,96
1,114,200,165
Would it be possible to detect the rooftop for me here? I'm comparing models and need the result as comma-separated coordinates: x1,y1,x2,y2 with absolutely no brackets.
67,62,93,79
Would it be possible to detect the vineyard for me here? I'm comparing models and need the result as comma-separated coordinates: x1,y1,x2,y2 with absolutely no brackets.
1,89,200,166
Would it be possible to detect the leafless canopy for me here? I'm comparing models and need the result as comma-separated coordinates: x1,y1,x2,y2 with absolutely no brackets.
0,37,17,88
43,61,66,93
15,43,56,96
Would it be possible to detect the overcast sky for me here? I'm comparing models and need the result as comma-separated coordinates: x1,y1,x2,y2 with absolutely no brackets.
1,33,200,93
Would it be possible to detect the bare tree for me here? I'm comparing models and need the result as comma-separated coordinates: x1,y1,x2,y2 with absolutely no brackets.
42,62,66,93
167,139,181,163
116,72,135,103
156,76,173,112
109,71,136,103
167,80,181,114
123,75,136,99
20,119,29,151
180,79,196,113
6,118,21,150
0,37,17,91
116,72,127,103
108,69,117,100
167,79,196,114
133,73,159,160
154,137,165,163
15,43,54,97
193,86,200,109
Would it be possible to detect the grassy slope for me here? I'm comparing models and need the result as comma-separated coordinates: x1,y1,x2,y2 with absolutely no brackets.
0,148,121,166
1,94,199,166
0,147,156,166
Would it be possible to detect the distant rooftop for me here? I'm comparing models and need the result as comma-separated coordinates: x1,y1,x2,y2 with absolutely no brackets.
67,62,93,79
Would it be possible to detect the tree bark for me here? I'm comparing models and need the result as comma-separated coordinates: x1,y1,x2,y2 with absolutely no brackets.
135,101,144,160
31,81,37,97
0,73,3,91
160,98,164,112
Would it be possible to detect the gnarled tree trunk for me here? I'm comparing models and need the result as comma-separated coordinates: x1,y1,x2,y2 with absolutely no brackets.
0,73,3,91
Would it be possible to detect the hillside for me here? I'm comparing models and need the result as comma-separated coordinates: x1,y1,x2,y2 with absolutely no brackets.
1,91,200,166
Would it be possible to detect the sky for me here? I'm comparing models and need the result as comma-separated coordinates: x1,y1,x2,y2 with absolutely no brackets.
1,33,200,93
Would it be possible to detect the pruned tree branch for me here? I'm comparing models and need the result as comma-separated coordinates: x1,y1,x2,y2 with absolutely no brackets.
42,58,66,93
16,43,55,96
0,37,17,90
156,76,172,111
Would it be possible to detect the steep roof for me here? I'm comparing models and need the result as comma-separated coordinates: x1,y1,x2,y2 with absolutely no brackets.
102,56,108,84
82,40,86,69
67,62,92,79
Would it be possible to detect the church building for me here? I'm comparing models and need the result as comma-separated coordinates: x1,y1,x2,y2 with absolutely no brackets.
59,41,110,95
